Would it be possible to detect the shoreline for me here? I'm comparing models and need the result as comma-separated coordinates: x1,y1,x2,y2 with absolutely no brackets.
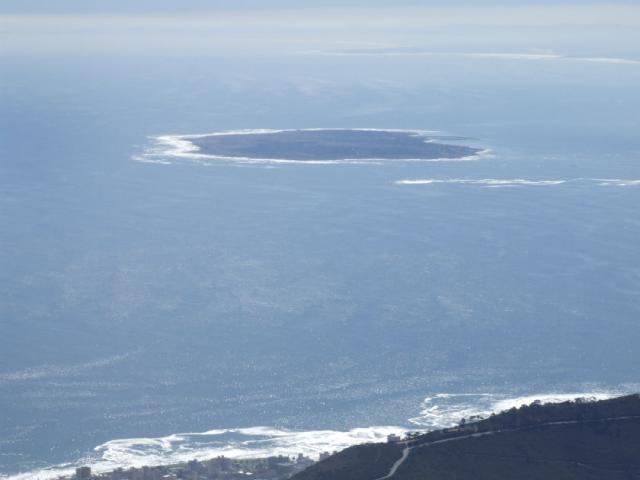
3,391,622,480
55,455,317,480
134,128,486,165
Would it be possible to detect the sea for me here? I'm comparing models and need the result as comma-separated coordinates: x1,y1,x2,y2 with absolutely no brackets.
1,13,640,479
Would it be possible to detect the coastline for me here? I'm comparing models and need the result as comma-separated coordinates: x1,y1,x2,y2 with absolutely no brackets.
3,391,622,480
134,128,486,165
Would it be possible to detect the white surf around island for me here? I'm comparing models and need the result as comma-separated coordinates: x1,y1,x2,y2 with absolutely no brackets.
5,390,625,480
396,179,566,187
133,128,491,166
395,178,640,188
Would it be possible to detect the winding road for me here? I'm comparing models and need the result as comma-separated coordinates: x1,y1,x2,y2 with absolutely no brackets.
373,415,640,480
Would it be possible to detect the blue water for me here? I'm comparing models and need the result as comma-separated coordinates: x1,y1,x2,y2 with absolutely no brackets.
1,22,640,477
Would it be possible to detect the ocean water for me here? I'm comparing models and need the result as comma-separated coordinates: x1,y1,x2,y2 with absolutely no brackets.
1,18,640,479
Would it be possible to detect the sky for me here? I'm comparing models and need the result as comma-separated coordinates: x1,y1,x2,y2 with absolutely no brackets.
2,2,639,58
3,3,640,27
2,0,640,14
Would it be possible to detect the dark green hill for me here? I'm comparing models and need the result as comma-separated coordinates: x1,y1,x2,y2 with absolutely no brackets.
292,394,640,480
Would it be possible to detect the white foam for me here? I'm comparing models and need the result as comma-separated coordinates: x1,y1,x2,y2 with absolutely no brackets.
395,178,565,187
396,177,640,188
133,128,487,166
491,393,615,412
8,389,627,480
5,426,406,480
593,178,640,187
409,391,619,429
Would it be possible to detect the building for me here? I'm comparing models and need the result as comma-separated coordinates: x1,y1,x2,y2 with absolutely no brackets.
387,434,402,443
75,467,92,480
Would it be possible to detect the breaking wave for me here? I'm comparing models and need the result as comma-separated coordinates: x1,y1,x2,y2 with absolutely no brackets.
408,391,619,429
396,178,640,188
396,178,565,187
5,390,625,480
4,426,405,480
0,390,623,480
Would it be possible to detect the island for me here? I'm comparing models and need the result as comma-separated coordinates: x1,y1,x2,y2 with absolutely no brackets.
182,129,481,161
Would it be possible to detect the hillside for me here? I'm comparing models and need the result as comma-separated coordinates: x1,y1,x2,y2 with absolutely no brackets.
292,394,640,480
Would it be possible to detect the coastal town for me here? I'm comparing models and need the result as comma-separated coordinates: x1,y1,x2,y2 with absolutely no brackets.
66,434,412,480
69,454,316,480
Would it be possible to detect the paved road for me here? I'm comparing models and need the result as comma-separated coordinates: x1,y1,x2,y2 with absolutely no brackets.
374,445,411,480
373,415,640,480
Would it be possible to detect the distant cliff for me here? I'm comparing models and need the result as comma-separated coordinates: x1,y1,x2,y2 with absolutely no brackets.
292,394,640,480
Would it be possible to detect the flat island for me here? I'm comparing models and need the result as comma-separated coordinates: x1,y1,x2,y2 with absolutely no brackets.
186,129,481,161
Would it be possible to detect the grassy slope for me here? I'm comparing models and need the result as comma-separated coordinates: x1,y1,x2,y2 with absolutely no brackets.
293,442,403,480
293,394,640,480
399,418,640,480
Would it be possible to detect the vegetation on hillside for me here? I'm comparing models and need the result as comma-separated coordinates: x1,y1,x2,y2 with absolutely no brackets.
293,394,640,480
